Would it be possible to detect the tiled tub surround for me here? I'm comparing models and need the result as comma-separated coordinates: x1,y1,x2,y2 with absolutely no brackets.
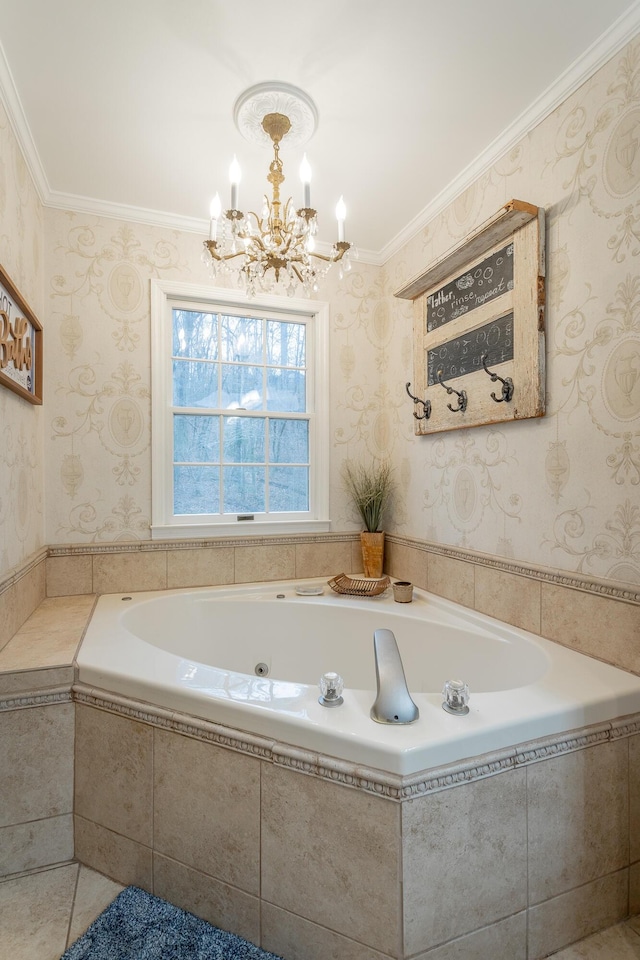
72,691,640,960
0,595,94,878
1,539,639,958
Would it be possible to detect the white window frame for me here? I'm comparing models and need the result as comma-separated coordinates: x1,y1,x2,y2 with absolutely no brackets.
150,279,331,539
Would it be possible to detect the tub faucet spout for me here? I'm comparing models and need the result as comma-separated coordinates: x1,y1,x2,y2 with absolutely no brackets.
371,628,419,724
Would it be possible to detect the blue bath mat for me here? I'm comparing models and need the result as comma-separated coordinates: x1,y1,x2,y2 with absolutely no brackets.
61,885,283,959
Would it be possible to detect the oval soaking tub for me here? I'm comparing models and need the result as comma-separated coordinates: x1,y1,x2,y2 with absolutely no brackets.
77,579,640,776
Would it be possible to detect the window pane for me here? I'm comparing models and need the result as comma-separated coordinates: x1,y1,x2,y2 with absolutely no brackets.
223,466,265,513
220,315,262,363
266,320,306,367
269,467,309,512
220,364,263,409
172,310,218,359
174,415,219,463
173,360,218,407
266,368,305,412
223,417,265,463
174,466,220,515
269,420,308,464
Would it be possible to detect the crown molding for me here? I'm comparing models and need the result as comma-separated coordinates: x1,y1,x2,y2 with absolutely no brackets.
0,36,50,203
378,0,640,265
43,189,382,264
1,6,639,265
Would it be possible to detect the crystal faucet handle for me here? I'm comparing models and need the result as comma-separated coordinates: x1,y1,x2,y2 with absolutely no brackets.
442,679,470,715
319,672,344,707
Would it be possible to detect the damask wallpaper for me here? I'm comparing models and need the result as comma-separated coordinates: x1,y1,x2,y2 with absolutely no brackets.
385,37,640,586
43,214,384,543
7,32,633,594
0,99,44,579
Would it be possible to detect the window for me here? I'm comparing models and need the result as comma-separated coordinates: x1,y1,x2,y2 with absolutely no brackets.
151,281,330,538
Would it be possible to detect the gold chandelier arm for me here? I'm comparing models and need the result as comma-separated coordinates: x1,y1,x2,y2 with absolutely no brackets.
203,240,248,263
307,241,352,264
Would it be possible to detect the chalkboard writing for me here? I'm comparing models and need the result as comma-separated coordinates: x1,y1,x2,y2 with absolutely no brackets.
426,243,513,332
427,313,513,385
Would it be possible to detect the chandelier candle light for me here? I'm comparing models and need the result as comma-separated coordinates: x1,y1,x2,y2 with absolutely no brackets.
203,83,353,296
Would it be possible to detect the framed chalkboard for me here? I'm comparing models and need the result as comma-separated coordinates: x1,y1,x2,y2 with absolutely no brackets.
395,200,545,436
427,244,513,332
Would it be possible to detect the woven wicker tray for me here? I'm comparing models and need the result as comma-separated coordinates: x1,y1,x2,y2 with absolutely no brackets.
327,573,390,597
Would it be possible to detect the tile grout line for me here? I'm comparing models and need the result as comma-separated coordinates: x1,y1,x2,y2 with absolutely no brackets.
63,861,81,950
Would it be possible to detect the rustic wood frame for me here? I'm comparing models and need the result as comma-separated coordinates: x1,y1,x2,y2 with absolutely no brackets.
0,263,43,405
395,200,545,436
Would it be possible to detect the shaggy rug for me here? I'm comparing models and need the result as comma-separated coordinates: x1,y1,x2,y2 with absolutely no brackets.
61,885,283,959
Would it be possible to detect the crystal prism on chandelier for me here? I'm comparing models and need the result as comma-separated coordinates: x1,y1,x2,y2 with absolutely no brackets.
202,91,354,297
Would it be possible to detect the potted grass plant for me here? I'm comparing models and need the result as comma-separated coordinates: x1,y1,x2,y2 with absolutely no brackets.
342,459,393,578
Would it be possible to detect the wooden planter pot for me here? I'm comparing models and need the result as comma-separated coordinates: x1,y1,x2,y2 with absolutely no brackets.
360,531,385,578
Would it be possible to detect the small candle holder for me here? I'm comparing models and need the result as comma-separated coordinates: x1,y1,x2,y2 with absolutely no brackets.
392,581,414,603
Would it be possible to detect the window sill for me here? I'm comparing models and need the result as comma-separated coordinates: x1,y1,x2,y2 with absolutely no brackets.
151,520,333,540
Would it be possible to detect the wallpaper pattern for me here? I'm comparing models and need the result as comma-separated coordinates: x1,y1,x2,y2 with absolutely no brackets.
0,99,44,577
44,215,383,542
384,37,640,586
32,34,640,591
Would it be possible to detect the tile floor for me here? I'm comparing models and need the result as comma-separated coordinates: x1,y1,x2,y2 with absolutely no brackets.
0,862,639,959
0,862,123,960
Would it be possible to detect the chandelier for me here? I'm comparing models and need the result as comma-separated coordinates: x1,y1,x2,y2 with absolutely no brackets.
202,83,354,297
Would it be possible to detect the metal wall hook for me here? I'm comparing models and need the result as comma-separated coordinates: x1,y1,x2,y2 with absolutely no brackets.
481,355,514,403
405,382,431,420
436,370,467,413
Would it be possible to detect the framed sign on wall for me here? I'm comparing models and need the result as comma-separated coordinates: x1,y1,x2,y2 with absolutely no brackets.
0,264,43,405
395,200,545,436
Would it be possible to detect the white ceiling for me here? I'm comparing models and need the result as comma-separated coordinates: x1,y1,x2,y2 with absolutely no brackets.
0,1,639,260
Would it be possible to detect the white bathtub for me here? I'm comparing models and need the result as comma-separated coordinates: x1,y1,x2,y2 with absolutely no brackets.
77,579,640,776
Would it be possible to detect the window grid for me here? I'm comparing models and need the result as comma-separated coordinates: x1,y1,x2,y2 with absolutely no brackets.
171,310,310,518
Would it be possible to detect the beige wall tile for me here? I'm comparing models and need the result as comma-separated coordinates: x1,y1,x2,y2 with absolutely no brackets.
630,862,640,915
385,541,428,590
261,764,401,957
46,555,93,597
527,740,629,904
474,565,541,633
0,703,74,827
74,815,152,889
0,561,46,652
75,704,153,845
153,853,260,945
541,584,640,673
0,814,73,877
631,735,640,865
233,543,295,583
294,540,352,579
20,561,46,626
402,769,527,954
527,868,628,959
0,583,20,652
411,912,526,960
167,546,234,588
427,553,474,608
261,902,394,960
351,539,363,573
92,551,167,594
0,665,74,696
153,729,260,895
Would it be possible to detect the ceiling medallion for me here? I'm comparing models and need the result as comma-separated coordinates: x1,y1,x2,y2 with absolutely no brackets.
203,82,354,297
